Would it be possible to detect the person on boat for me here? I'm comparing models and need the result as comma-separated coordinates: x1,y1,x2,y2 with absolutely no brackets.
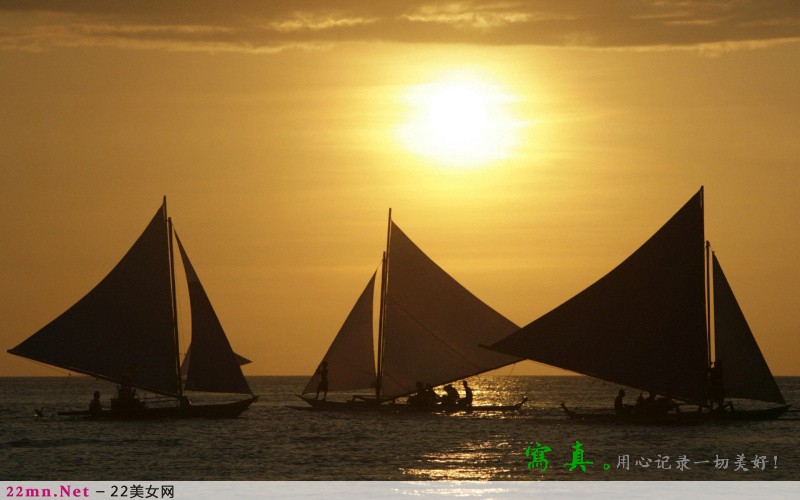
423,383,440,406
614,389,630,416
442,384,460,407
113,374,140,411
89,391,102,417
709,361,725,411
636,390,655,414
635,390,672,416
408,382,426,406
635,392,645,410
119,375,134,399
458,380,473,409
315,360,329,401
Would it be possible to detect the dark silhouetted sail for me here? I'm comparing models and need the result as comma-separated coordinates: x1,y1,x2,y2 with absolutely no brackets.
381,223,520,399
175,234,252,395
303,273,377,394
489,189,708,404
234,352,252,366
180,346,250,377
713,255,785,405
8,205,179,397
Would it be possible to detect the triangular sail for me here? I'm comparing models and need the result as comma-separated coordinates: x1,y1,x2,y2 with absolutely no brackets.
7,205,179,397
303,273,377,394
175,233,252,395
489,189,709,404
713,255,785,404
180,346,251,377
380,223,520,399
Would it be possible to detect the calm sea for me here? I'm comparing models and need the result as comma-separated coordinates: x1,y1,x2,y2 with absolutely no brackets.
1,376,798,481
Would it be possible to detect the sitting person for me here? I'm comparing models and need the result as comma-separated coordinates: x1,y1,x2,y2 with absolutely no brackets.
709,361,726,411
423,383,440,406
407,382,426,406
635,391,645,409
89,391,102,417
635,390,672,416
112,374,144,411
441,384,460,406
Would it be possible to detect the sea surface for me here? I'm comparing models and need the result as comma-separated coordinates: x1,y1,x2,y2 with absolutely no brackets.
1,376,798,481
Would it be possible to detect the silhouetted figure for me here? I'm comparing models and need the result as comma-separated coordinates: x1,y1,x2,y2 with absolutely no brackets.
635,391,645,409
113,374,139,411
614,389,630,416
637,390,672,416
442,384,459,406
709,361,725,411
423,383,439,406
408,381,426,406
459,380,473,409
315,360,329,401
89,391,102,417
119,375,134,399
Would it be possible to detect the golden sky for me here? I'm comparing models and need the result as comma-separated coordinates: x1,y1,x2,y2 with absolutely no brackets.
1,1,799,377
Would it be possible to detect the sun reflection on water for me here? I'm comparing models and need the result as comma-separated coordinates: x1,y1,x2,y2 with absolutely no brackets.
392,482,518,497
402,438,514,480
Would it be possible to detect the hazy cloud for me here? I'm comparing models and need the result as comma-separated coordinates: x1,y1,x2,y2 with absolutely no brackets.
1,0,799,52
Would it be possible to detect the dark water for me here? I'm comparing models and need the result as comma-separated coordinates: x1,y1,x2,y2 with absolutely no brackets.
1,376,798,480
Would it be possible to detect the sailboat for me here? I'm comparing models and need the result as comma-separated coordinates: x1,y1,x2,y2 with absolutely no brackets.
8,198,257,419
485,187,789,422
294,210,525,412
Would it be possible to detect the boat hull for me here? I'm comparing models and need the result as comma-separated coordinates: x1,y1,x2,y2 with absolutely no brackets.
562,409,705,426
291,394,525,413
58,397,257,420
560,402,790,424
712,404,790,421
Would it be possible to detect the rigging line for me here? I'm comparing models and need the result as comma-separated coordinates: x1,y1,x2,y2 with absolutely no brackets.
575,377,598,409
384,294,499,371
380,296,518,399
16,358,73,415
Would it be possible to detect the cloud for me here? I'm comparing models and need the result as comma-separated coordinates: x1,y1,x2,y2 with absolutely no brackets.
268,15,379,33
1,0,799,53
398,2,542,31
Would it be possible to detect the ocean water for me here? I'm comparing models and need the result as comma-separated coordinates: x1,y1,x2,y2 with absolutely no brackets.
1,376,798,481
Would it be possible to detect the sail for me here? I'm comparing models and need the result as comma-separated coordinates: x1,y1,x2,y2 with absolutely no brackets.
380,223,520,399
489,189,709,404
713,255,785,404
180,346,251,377
303,273,377,394
8,204,179,397
175,233,252,395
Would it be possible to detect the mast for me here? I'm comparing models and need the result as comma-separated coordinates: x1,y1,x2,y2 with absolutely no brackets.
375,208,392,399
166,197,183,400
706,240,712,369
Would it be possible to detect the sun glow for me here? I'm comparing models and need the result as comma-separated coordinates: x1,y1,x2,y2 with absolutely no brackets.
397,76,523,168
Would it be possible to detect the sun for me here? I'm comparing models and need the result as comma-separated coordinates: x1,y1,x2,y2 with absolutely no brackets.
397,75,522,168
